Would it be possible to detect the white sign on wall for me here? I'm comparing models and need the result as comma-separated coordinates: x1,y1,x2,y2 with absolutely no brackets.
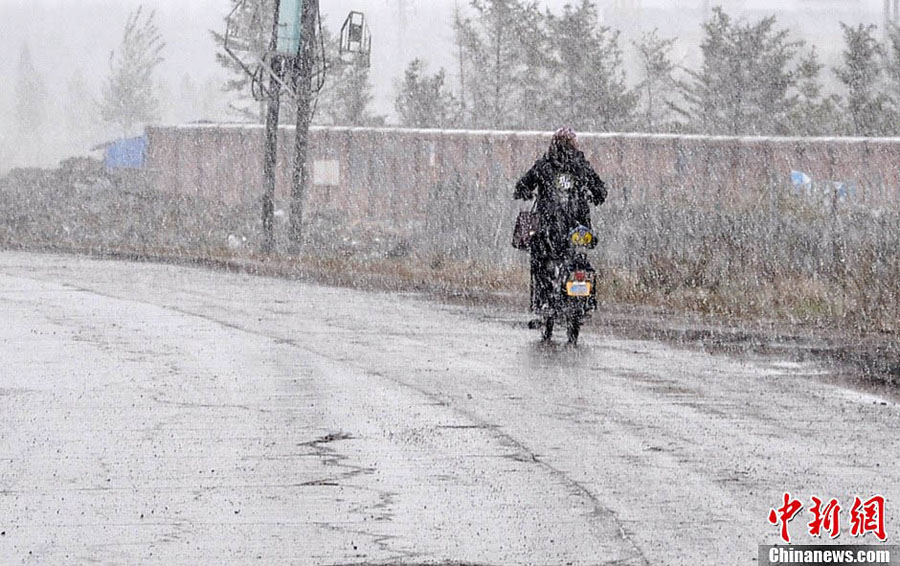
313,160,340,186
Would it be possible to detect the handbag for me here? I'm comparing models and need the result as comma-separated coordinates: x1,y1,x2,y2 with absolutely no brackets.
512,203,540,250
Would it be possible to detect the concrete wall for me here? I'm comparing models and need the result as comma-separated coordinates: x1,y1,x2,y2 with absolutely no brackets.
145,125,900,239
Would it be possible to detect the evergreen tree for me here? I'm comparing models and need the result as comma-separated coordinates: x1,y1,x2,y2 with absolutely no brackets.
544,0,636,132
314,26,383,127
787,48,841,136
100,6,165,136
834,23,889,136
883,24,900,134
395,59,461,129
320,60,383,126
512,2,555,130
633,29,679,132
454,0,532,129
834,23,892,136
679,7,805,136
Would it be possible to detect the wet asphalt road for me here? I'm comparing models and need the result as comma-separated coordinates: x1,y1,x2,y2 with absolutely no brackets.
1,251,898,565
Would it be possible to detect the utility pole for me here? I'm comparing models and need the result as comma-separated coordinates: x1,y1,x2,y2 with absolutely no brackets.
262,0,283,254
288,0,318,251
224,0,368,254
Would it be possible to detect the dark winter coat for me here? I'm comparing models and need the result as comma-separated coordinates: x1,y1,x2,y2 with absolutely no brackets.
514,145,607,259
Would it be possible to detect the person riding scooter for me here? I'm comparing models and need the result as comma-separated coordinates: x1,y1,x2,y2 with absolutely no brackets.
514,127,608,342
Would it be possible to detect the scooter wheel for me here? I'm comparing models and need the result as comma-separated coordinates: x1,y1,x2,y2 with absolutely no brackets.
567,317,581,345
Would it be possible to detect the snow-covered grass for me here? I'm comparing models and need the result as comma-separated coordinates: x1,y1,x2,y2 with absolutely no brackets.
0,161,258,257
596,195,900,333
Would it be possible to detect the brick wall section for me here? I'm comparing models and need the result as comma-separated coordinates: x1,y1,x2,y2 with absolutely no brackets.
145,125,900,217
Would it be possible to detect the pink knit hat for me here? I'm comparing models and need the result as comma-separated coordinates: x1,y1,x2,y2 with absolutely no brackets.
552,126,577,146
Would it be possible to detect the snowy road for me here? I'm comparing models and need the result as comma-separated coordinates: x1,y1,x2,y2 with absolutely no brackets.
1,252,898,565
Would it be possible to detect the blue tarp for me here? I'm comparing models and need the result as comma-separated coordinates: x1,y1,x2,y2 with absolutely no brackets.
789,170,857,201
790,170,812,190
104,136,147,170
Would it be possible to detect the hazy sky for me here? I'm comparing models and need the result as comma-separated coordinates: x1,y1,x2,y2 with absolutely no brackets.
0,0,887,127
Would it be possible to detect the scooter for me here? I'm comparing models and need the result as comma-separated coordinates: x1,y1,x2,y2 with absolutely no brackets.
531,226,598,345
